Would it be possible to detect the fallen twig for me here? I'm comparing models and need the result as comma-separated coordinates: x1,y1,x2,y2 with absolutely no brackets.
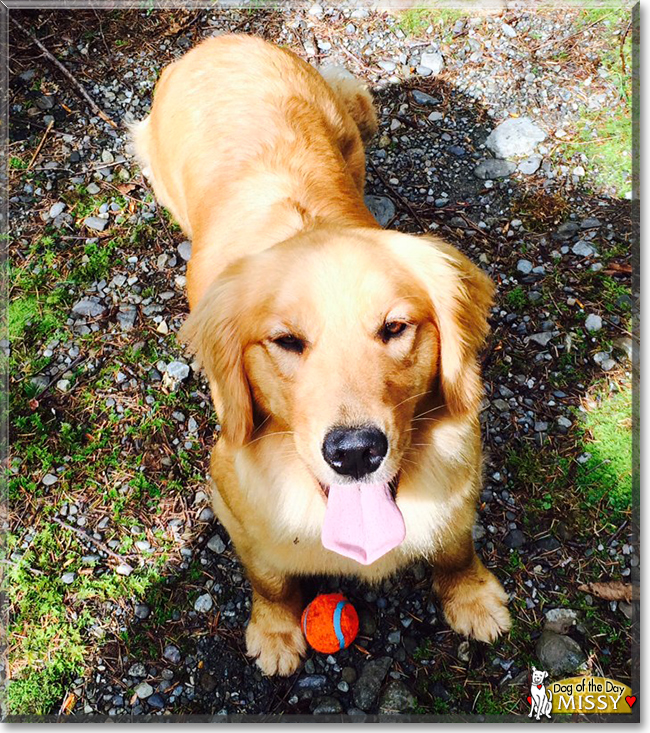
52,516,135,565
367,159,428,233
26,119,53,171
10,16,118,129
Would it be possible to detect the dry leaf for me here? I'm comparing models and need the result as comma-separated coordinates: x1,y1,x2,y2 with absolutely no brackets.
59,691,76,715
578,581,633,603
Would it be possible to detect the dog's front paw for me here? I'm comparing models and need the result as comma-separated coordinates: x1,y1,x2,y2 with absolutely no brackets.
245,611,306,676
441,570,511,643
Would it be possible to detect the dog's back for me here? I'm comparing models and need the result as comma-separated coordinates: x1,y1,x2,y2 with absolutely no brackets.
132,34,377,307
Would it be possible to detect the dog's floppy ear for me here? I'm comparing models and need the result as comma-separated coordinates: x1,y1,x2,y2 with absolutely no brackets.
387,233,495,416
179,266,253,447
543,671,548,680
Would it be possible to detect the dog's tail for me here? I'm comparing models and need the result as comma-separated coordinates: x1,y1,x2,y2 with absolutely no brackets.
319,65,378,144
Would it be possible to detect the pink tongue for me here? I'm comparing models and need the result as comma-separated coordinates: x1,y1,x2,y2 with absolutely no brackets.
321,483,406,565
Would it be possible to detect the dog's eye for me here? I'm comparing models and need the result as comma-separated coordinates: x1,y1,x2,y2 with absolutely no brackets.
380,321,408,342
272,334,305,354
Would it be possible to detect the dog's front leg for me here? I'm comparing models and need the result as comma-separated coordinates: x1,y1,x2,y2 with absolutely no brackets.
431,530,511,643
244,564,306,677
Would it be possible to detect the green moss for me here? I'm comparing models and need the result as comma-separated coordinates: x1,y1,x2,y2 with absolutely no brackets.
506,286,527,311
576,383,632,515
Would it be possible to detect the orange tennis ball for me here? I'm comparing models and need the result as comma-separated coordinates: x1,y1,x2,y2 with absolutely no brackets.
301,593,359,654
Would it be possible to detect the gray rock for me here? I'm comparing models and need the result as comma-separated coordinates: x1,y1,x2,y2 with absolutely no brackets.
134,682,154,699
72,298,105,318
163,644,181,664
377,60,396,72
194,593,213,613
61,572,76,585
412,91,440,106
593,352,616,371
472,523,486,541
128,662,147,677
486,117,546,159
387,630,401,644
556,222,581,239
529,332,554,347
312,696,343,714
147,693,165,710
536,630,586,675
353,656,392,711
502,23,517,38
42,473,58,486
447,145,466,157
166,361,190,381
207,534,226,554
492,399,509,412
420,51,444,75
49,202,66,218
556,416,572,430
504,529,525,548
84,216,109,232
378,680,416,714
580,217,601,229
534,421,548,432
544,608,579,634
115,562,133,576
177,241,192,261
535,536,561,552
473,158,516,180
364,195,396,227
86,182,101,195
518,154,543,175
457,640,471,662
36,95,55,110
572,240,595,257
117,305,137,331
416,65,432,77
427,111,444,122
134,604,150,620
296,675,327,691
198,507,213,522
585,314,602,332
56,379,71,393
516,259,533,274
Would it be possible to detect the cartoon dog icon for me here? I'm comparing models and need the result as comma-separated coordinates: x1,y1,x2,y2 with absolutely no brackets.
529,667,553,720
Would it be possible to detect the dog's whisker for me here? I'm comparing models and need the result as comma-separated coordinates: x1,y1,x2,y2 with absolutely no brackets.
413,403,446,419
252,414,272,435
245,430,295,447
393,390,431,409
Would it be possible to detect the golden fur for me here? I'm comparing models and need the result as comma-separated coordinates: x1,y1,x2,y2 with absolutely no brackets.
133,34,511,676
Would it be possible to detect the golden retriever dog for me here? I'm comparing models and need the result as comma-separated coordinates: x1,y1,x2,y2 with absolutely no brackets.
132,34,511,676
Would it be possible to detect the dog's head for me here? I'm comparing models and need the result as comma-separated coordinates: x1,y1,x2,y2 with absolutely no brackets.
181,226,493,507
531,668,549,685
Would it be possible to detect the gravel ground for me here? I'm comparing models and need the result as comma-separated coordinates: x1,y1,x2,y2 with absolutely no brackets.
7,5,637,720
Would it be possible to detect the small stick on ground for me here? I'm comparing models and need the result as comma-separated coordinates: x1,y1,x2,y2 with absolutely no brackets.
10,16,118,129
26,119,53,171
367,159,428,233
52,516,135,565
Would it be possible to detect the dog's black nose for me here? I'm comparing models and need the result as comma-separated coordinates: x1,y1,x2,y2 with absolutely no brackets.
322,427,388,479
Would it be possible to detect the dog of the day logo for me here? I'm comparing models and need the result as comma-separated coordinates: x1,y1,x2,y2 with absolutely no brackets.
527,670,636,716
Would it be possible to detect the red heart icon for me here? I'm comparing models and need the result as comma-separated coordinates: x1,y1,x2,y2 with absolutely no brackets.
527,696,532,705
626,696,636,708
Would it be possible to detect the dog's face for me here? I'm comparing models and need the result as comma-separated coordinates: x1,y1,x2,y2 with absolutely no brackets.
182,227,493,498
531,668,548,685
